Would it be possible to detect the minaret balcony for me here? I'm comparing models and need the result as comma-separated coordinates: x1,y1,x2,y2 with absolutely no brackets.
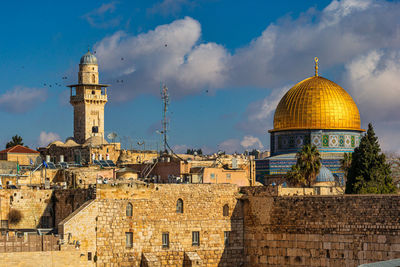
70,94,108,103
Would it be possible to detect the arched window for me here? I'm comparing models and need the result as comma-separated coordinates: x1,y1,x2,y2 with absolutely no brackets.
176,199,183,213
223,204,229,217
92,74,96,83
126,203,133,216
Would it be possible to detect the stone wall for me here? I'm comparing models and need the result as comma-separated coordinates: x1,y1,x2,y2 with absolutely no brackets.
0,250,92,267
241,187,400,266
60,183,245,266
0,188,93,229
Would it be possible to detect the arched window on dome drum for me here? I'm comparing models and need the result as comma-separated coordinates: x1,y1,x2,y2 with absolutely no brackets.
223,204,229,217
92,74,96,83
176,199,183,213
126,203,133,217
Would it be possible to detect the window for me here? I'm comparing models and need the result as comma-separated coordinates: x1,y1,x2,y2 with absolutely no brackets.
226,173,231,179
176,199,183,213
224,231,230,246
125,232,133,248
88,252,92,261
92,74,96,83
162,232,169,248
0,220,8,229
126,203,133,217
223,204,229,217
192,231,200,246
210,173,215,179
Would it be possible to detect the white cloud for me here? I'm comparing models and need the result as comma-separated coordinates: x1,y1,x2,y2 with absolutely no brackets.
345,50,400,123
218,139,242,154
95,17,229,101
240,136,263,149
0,87,47,113
82,2,121,28
38,132,61,147
148,0,195,16
172,144,189,153
218,135,265,154
95,0,400,103
237,86,288,135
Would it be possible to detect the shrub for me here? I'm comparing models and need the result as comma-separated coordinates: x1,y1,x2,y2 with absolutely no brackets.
8,209,23,225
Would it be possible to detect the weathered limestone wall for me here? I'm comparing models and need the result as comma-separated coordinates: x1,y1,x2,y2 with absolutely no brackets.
0,250,92,267
241,187,400,266
96,184,244,266
60,183,245,266
59,199,97,254
0,189,92,229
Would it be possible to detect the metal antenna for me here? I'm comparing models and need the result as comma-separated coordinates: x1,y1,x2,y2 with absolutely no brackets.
161,84,169,153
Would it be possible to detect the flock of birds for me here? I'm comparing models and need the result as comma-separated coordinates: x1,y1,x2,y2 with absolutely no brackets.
40,43,210,94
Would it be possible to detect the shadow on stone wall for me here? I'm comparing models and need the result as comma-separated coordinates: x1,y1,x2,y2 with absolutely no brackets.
35,189,95,230
217,192,246,267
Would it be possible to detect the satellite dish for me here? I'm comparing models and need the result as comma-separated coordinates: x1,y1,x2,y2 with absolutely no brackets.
107,132,118,144
107,132,117,140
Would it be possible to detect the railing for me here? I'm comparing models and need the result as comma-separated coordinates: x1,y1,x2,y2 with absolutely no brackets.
70,94,107,102
0,234,60,253
141,158,159,178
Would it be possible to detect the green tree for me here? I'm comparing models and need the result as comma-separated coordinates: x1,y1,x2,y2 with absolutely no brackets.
345,123,395,194
286,164,307,186
286,144,321,187
6,135,24,148
340,152,352,184
296,144,322,187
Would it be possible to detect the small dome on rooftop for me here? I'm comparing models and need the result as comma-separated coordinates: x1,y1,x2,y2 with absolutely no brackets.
316,165,335,182
84,136,108,146
80,51,98,65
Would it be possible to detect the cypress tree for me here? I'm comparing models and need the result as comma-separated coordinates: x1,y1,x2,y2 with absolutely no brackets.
345,123,395,194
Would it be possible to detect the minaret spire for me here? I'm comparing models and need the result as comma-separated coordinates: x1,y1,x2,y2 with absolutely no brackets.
314,57,319,77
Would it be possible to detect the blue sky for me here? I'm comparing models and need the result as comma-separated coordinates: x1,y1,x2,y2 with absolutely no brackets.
0,0,400,154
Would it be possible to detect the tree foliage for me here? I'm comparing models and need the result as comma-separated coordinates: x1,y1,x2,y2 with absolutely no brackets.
339,152,352,185
286,144,322,187
6,135,24,148
345,123,395,194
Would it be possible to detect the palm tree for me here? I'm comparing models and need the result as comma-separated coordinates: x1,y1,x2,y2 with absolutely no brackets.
6,135,24,148
339,152,352,185
296,144,321,187
286,164,306,186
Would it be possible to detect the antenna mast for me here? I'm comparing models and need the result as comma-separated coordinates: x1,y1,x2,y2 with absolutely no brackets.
161,84,169,153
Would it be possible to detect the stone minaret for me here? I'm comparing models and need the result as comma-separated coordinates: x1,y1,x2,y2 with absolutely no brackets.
68,50,109,144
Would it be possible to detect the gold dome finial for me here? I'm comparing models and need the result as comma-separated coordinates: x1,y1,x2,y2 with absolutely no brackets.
314,57,319,76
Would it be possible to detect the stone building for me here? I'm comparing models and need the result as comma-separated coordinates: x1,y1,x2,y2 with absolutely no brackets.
69,50,109,144
0,145,41,166
38,51,121,165
257,58,364,184
2,184,400,266
128,153,256,186
59,183,244,266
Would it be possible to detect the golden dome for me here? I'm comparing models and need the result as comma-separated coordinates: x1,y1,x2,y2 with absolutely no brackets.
271,75,363,132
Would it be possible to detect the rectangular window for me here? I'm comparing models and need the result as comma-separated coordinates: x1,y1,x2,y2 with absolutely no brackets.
0,220,8,229
88,252,92,261
210,173,215,179
192,231,200,246
226,173,231,179
126,232,133,248
162,232,169,248
224,231,230,246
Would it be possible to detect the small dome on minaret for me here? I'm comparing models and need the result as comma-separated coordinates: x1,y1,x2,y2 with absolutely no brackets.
80,50,98,65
